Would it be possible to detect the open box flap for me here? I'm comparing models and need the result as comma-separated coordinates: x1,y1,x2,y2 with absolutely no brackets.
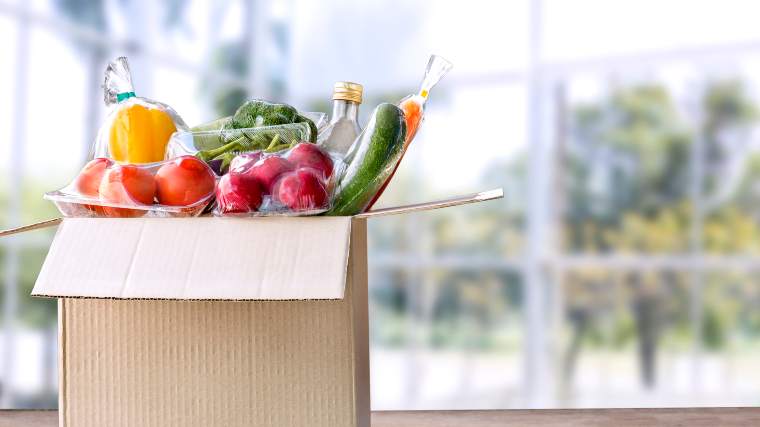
15,188,503,300
354,188,503,218
0,188,503,239
32,217,353,300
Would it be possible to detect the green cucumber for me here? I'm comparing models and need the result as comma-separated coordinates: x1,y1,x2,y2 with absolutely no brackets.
327,103,406,216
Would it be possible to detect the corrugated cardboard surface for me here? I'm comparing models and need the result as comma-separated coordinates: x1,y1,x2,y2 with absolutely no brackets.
35,189,506,427
348,219,370,427
34,217,352,300
59,221,369,427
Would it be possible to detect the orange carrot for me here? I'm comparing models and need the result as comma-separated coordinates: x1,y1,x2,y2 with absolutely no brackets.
363,55,452,211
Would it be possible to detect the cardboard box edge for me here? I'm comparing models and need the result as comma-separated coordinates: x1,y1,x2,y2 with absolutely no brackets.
349,218,371,427
0,187,504,238
0,217,62,238
354,188,504,219
32,217,353,301
32,294,347,302
57,299,67,427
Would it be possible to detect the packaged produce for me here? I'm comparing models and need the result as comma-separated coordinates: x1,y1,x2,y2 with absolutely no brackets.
364,55,452,210
228,100,318,138
326,103,407,216
166,122,315,175
215,142,343,216
319,82,363,156
93,57,188,163
190,99,320,146
168,99,327,175
45,156,216,218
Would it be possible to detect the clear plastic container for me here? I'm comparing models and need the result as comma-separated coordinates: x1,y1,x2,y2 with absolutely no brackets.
166,121,320,175
214,142,345,217
45,156,217,218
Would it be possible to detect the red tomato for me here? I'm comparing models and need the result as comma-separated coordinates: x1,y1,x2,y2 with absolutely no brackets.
99,164,156,217
155,156,216,206
72,158,114,215
73,158,113,197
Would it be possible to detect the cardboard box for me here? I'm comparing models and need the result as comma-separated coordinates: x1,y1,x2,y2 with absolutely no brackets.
23,189,502,427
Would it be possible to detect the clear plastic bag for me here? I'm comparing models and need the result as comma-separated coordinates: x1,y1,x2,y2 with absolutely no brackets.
166,122,316,175
91,57,188,163
326,103,407,216
189,100,325,142
364,55,452,210
214,142,344,216
45,156,216,218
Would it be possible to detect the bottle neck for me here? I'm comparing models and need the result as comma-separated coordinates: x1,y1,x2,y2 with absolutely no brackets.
331,99,359,123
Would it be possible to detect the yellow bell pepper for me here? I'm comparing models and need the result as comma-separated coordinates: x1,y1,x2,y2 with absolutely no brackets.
108,104,177,163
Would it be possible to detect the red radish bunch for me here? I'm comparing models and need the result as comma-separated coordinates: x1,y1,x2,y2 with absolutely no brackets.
215,143,334,214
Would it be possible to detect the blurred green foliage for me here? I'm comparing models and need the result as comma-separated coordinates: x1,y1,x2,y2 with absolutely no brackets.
561,80,760,388
0,180,62,330
368,79,760,395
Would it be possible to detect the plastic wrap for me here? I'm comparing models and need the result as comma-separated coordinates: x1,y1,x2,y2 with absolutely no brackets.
45,156,216,218
364,55,452,210
302,111,329,132
92,57,188,163
190,100,323,140
214,142,344,216
166,122,316,175
326,103,407,216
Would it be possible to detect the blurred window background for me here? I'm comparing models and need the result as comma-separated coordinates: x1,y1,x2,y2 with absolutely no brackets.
3,0,760,410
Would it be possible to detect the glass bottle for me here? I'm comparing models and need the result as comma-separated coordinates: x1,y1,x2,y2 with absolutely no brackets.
321,81,363,156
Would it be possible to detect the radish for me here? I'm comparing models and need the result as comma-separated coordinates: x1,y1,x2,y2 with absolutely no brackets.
274,168,328,210
287,143,333,181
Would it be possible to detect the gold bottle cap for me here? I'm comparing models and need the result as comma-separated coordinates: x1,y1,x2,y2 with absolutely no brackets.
333,81,363,104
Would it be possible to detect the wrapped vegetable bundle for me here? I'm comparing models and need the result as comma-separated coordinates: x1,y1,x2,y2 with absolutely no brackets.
93,57,188,163
326,103,407,216
326,55,451,216
46,56,217,218
45,156,217,218
167,122,315,175
364,55,452,210
166,100,326,175
188,100,320,153
214,142,344,216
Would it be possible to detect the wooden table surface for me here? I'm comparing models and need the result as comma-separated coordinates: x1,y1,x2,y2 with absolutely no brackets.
1,408,759,426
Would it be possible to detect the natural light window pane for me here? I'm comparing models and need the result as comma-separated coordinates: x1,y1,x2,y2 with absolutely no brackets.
561,76,695,254
369,268,523,410
559,268,697,407
289,0,530,101
543,0,760,62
